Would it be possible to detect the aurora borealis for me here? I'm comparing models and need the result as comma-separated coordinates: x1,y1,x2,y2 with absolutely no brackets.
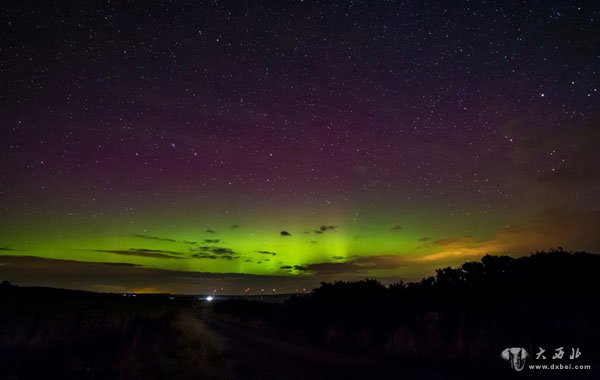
1,1,599,294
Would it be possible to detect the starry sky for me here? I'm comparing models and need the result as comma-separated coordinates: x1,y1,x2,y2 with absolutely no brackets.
1,0,599,294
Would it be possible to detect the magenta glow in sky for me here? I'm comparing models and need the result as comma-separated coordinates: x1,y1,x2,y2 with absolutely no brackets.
0,1,599,293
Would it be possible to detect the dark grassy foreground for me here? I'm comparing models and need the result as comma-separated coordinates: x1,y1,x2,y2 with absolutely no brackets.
1,249,599,379
210,249,600,379
0,287,227,380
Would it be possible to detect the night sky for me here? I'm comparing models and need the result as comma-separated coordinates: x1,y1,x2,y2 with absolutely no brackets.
1,1,599,294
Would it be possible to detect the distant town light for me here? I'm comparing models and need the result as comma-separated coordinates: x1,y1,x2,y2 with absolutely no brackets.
206,296,214,302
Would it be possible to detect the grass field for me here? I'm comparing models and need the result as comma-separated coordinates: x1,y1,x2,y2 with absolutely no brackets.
0,286,228,380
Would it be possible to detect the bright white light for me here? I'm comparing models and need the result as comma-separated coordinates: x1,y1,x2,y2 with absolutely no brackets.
206,296,213,302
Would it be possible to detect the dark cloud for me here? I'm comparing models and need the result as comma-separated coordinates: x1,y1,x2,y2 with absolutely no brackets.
191,253,238,260
314,225,336,234
132,234,177,243
184,241,197,245
280,230,291,236
230,224,240,229
255,250,277,256
352,255,411,269
294,262,363,275
194,246,236,256
289,254,412,276
0,255,319,294
203,239,221,244
192,254,217,259
102,262,140,267
310,240,318,244
94,248,185,259
211,247,235,255
391,225,403,232
205,229,216,233
138,248,184,255
0,246,20,251
419,237,431,242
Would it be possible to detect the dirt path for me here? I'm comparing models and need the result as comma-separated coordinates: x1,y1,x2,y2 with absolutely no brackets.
203,316,446,380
